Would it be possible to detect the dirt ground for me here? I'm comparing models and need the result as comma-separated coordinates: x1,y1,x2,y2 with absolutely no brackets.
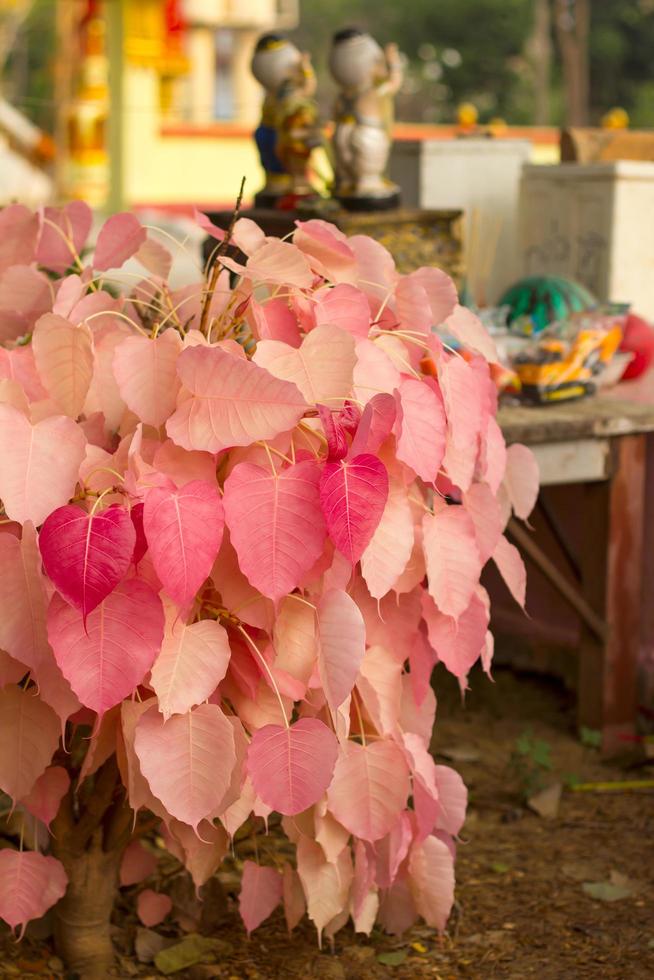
2,666,653,980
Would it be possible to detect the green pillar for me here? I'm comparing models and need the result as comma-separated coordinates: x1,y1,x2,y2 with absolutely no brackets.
105,0,124,213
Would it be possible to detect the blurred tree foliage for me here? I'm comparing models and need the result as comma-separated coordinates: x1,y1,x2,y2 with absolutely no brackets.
296,0,654,126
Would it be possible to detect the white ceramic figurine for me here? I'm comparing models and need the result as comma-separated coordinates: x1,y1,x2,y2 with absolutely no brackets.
329,28,403,210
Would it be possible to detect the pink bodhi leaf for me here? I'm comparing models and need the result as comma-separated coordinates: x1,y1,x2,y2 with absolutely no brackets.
293,219,357,281
319,454,388,564
0,204,39,273
32,314,94,419
253,323,356,406
0,404,86,525
327,740,410,842
223,460,326,603
0,851,67,933
422,506,482,620
134,703,236,830
350,393,396,456
504,443,540,520
283,863,306,932
143,479,224,610
135,237,173,279
150,610,231,721
0,686,60,802
493,534,527,608
113,330,183,427
444,304,499,363
422,592,488,680
239,861,283,934
47,578,164,715
36,201,92,273
317,589,365,710
404,266,458,324
166,345,308,453
223,239,313,289
94,211,147,270
463,482,504,565
137,889,172,928
408,834,455,931
361,478,413,599
318,405,348,460
313,284,370,337
20,765,70,829
39,504,136,622
394,379,447,483
434,765,467,836
247,717,338,816
120,839,157,887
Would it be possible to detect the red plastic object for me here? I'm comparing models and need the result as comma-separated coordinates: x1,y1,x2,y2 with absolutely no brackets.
620,312,654,380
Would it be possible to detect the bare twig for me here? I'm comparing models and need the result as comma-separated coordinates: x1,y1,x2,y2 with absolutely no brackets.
199,176,246,338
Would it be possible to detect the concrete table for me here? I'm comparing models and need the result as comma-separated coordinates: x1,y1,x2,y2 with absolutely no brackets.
498,392,654,751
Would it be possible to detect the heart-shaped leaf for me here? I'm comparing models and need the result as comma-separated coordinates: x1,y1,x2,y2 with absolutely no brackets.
253,323,356,406
94,211,147,271
0,850,67,932
327,740,410,842
166,346,308,453
408,834,455,931
0,685,60,802
394,378,447,483
20,765,70,829
47,578,164,715
113,330,183,427
239,861,283,935
320,454,388,564
223,460,326,603
143,479,224,610
0,405,86,525
247,717,338,816
32,313,94,418
134,702,236,830
423,505,482,620
317,589,365,710
39,504,136,622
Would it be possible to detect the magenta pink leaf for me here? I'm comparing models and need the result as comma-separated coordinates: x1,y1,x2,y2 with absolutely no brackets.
239,861,283,934
143,479,224,610
39,504,135,622
422,505,482,620
130,502,147,564
0,850,68,932
394,379,447,483
137,889,172,927
94,212,147,271
0,405,86,525
167,345,308,453
317,589,365,710
20,765,70,829
319,454,388,564
223,461,326,603
327,740,410,842
47,578,164,715
349,393,396,456
318,405,348,460
247,717,338,816
120,839,157,887
0,685,60,802
134,702,236,830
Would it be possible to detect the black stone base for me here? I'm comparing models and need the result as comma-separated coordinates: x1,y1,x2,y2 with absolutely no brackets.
253,190,286,209
335,191,401,213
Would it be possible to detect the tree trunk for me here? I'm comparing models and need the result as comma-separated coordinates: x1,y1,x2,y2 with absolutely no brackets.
555,0,590,126
529,0,552,125
52,828,123,980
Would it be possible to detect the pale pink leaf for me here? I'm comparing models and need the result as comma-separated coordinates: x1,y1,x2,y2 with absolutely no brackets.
493,533,527,608
83,321,131,431
361,477,413,599
163,818,228,889
32,313,94,418
254,324,356,406
422,592,488,680
320,454,388,564
434,765,467,836
357,645,402,736
223,460,326,603
137,889,172,927
113,330,183,427
504,443,540,520
439,354,482,450
313,284,370,337
378,875,419,935
283,863,306,932
317,589,365,711
247,717,338,816
0,850,67,931
482,415,507,495
296,837,350,943
315,810,349,863
249,297,301,346
120,839,157,887
150,610,231,721
0,405,86,525
239,239,313,288
408,834,455,931
20,765,70,829
394,276,433,333
0,686,60,802
0,525,51,673
134,702,236,830
37,201,92,273
444,304,499,362
374,811,413,888
194,209,226,241
0,204,39,273
239,861,283,934
143,479,224,610
423,507,482,620
353,339,401,404
135,237,173,279
233,217,266,254
403,266,457,325
119,698,168,818
0,265,51,341
272,597,317,690
327,740,410,842
349,235,397,301
94,212,147,270
0,345,48,401
47,578,164,715
463,482,503,565
293,220,357,281
39,504,135,622
152,440,217,488
0,650,27,688
167,345,307,453
394,378,447,483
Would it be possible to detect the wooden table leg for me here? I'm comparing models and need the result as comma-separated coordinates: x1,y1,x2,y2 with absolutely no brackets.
578,434,647,752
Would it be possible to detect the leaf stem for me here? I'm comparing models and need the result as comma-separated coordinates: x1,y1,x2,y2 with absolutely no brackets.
236,625,289,730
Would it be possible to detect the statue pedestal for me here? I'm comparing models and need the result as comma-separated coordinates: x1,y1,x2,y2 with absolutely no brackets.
203,206,464,286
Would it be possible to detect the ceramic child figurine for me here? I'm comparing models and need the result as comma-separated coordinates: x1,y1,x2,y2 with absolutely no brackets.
251,33,322,208
329,28,403,210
